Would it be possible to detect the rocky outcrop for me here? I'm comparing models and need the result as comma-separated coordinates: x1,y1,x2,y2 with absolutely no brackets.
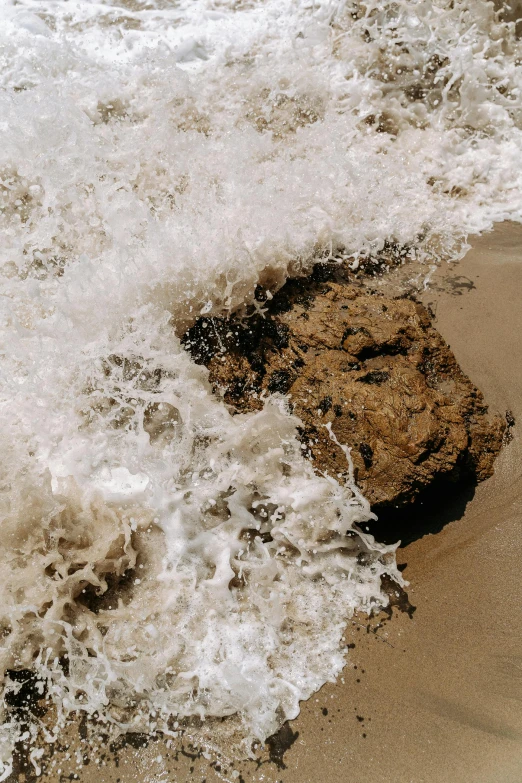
183,265,505,510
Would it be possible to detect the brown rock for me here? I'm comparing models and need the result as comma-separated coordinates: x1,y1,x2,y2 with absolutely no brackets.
183,266,505,510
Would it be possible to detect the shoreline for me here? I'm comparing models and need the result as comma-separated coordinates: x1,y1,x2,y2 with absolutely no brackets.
10,222,522,783
273,221,522,783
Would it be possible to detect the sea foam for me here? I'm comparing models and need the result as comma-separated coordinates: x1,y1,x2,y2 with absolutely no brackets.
0,0,521,776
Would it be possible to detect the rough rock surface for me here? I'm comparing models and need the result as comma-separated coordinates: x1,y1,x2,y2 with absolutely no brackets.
184,266,505,510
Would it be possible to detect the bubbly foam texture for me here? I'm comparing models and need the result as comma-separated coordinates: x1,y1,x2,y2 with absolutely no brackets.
0,0,521,776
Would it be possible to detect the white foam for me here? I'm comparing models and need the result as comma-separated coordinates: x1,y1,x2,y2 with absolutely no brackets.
0,0,521,774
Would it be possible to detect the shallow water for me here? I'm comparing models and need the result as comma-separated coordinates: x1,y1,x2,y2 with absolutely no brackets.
1,0,522,777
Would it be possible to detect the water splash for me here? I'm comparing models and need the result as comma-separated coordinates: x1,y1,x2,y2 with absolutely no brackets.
0,0,521,776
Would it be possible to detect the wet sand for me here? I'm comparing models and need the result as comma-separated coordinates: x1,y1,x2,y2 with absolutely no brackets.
272,222,522,783
15,222,522,783
240,220,522,783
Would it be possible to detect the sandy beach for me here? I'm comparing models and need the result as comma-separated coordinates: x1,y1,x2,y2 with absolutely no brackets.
19,221,521,783
271,222,522,783
255,221,522,783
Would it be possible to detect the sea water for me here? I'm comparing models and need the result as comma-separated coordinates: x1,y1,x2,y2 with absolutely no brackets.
0,0,521,776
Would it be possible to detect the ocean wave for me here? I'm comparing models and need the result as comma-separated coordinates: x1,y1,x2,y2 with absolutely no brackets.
0,0,521,776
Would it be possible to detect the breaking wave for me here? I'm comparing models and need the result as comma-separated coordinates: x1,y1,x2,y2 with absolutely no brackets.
0,0,521,776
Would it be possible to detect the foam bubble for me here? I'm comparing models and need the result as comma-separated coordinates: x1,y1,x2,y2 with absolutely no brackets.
0,0,521,774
